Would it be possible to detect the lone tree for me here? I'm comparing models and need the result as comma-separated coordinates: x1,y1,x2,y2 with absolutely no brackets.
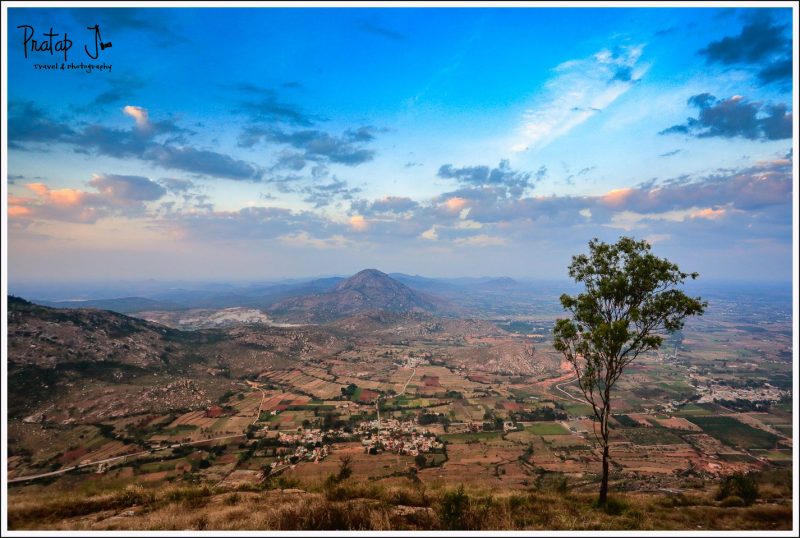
553,237,705,505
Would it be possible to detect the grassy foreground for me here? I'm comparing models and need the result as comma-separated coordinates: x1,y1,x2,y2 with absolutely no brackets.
8,471,793,531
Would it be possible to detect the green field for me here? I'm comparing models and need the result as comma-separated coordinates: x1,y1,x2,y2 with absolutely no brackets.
613,415,641,428
717,453,755,462
621,427,684,446
526,422,570,435
286,404,335,411
750,449,792,462
687,416,782,449
442,431,502,442
560,401,595,417
674,403,707,416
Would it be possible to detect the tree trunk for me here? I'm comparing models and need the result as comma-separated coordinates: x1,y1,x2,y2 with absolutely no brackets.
598,403,611,505
599,443,609,504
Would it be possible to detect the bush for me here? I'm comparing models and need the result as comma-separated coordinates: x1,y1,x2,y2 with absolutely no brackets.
438,485,470,529
716,472,759,506
720,495,746,508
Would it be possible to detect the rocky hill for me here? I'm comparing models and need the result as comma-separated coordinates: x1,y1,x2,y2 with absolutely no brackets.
269,269,448,322
6,296,348,422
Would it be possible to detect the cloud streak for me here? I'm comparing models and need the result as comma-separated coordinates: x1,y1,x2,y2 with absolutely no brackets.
512,45,648,152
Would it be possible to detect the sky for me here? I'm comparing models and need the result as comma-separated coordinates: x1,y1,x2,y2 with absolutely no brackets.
4,6,796,283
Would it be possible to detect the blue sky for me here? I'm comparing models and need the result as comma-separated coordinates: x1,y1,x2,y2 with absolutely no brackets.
5,6,795,282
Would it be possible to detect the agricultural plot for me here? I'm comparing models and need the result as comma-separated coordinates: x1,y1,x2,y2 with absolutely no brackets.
621,427,685,446
228,391,265,415
525,422,570,435
259,369,345,399
750,449,793,462
413,366,482,393
613,415,642,428
751,411,793,437
167,410,218,430
77,440,139,464
611,445,697,475
209,415,255,435
448,401,487,422
649,416,702,431
687,415,782,450
441,431,503,443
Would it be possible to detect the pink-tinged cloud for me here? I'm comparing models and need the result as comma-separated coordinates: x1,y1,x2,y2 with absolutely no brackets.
349,215,367,231
444,197,468,212
8,206,32,217
11,175,167,224
691,207,726,220
600,187,634,207
123,105,150,129
26,183,86,206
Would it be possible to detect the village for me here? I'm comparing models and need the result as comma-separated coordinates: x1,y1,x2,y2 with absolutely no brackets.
264,415,446,470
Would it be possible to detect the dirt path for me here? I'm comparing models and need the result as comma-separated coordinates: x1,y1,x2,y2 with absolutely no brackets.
251,386,268,425
399,368,416,396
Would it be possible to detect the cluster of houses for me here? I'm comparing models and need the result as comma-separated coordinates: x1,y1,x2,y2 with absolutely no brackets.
269,443,332,469
356,418,418,435
277,429,327,446
362,430,443,456
355,418,443,456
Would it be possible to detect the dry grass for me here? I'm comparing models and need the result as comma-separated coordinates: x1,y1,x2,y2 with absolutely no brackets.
8,478,793,531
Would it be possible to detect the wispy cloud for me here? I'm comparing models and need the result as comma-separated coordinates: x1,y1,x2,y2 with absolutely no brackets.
512,45,648,153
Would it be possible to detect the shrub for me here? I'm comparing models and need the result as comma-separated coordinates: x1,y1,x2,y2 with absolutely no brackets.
336,455,353,482
719,495,746,508
716,472,759,506
438,485,470,529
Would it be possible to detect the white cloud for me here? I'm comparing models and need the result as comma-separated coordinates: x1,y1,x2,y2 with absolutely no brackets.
453,234,508,247
511,45,649,153
607,206,728,231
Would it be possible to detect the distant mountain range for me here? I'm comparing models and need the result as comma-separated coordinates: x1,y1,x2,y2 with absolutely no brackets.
21,270,579,323
36,296,183,314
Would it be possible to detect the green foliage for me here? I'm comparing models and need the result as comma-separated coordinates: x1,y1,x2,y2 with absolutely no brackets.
553,237,706,410
341,384,358,398
438,485,470,529
717,472,759,506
